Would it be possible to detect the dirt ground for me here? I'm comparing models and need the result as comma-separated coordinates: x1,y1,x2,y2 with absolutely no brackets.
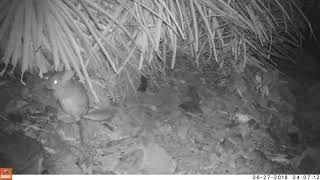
0,57,319,174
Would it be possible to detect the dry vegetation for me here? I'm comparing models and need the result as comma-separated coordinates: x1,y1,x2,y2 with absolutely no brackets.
0,0,311,102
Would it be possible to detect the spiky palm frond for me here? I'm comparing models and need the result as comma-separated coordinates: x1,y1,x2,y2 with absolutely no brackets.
0,0,311,102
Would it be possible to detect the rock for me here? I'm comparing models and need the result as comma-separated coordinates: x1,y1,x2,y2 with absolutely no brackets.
97,140,176,174
140,142,177,174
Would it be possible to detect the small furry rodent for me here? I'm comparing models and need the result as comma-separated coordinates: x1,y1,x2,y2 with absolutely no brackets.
45,70,89,122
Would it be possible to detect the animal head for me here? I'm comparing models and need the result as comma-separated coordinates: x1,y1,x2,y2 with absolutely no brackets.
45,70,75,90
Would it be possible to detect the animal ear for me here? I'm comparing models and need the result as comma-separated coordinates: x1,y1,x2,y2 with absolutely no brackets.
61,70,75,83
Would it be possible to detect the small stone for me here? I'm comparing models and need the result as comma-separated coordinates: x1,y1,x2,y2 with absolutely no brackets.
140,142,177,174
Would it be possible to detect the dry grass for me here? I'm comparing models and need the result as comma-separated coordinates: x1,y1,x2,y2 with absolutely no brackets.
0,0,312,102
